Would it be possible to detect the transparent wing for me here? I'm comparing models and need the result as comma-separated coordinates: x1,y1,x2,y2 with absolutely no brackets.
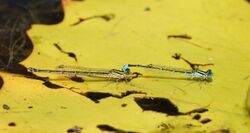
55,65,129,80
56,65,113,73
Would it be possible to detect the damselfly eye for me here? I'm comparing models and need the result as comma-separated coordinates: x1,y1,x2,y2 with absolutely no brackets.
206,69,213,78
121,64,129,72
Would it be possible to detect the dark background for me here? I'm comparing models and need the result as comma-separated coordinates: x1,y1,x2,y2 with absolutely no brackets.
0,0,64,73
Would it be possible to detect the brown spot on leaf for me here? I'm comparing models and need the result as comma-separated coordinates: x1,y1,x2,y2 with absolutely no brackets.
185,108,209,115
97,124,137,133
134,97,181,116
67,126,83,133
144,7,151,12
168,34,192,39
70,14,115,26
53,43,78,62
84,92,113,103
70,76,84,83
83,90,146,103
211,129,230,133
134,96,209,116
8,122,16,127
121,103,127,107
200,118,212,124
192,114,201,120
43,81,64,89
2,104,10,110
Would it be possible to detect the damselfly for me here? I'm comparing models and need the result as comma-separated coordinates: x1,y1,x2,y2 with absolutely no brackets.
27,65,141,82
121,64,212,81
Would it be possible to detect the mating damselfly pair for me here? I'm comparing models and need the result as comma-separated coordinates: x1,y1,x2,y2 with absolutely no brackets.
27,64,213,82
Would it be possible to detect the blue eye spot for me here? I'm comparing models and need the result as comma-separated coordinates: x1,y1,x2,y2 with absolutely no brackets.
122,64,129,72
206,69,213,78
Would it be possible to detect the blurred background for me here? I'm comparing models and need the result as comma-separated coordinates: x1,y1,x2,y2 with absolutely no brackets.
0,0,64,73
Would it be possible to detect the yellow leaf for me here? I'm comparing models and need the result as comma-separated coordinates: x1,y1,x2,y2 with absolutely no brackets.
1,0,250,132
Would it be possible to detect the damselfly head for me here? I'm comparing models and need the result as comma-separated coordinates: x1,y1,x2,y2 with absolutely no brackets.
121,64,129,72
206,69,213,78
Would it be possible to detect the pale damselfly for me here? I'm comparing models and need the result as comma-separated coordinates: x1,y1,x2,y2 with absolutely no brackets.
121,64,213,81
27,65,141,82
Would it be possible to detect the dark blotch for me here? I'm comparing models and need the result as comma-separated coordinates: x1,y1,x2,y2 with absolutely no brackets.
183,123,195,128
67,126,83,133
200,118,212,124
144,7,151,12
97,124,117,132
70,76,84,83
25,73,64,89
172,53,182,60
97,124,137,133
24,74,49,81
134,97,181,116
157,123,175,131
121,104,127,107
68,52,77,62
192,114,201,120
28,106,33,109
43,81,64,89
83,90,146,103
71,14,115,26
211,129,230,133
100,14,115,21
2,104,10,110
5,64,33,77
84,92,113,103
53,43,78,62
8,122,16,127
185,108,209,114
168,34,192,40
24,72,64,89
60,106,67,109
119,90,146,98
53,43,62,51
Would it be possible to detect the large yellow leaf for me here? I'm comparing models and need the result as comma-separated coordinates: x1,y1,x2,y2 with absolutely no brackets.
1,0,250,132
